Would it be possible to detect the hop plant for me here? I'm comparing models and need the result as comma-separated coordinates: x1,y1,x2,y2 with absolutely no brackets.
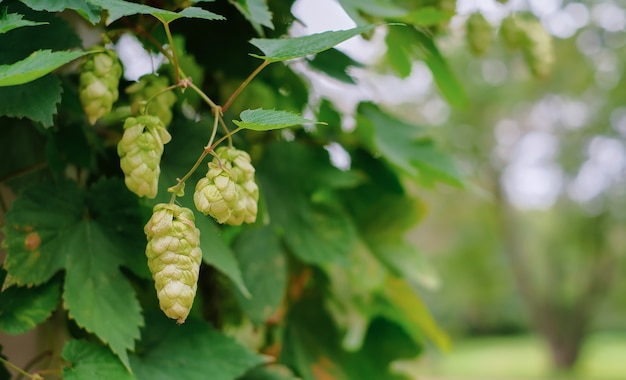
194,147,259,226
144,203,202,324
126,74,177,127
79,47,122,125
519,18,554,79
500,15,525,51
117,115,171,198
466,12,493,56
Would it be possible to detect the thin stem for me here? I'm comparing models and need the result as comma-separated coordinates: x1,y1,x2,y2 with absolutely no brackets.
169,149,210,204
187,81,219,110
162,22,180,83
142,83,183,115
218,116,233,147
168,113,221,204
222,60,270,113
211,126,242,149
0,357,38,380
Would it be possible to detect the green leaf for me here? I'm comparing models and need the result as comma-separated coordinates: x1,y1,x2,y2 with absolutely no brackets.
86,0,224,25
307,48,363,84
130,314,265,380
172,7,225,22
0,11,47,34
0,3,82,65
355,102,462,186
62,340,134,380
376,277,450,351
386,26,468,108
2,180,144,369
282,295,422,380
19,0,101,24
240,365,296,380
337,0,407,25
403,7,454,27
230,0,273,34
233,109,317,131
0,49,86,87
249,25,376,62
0,74,61,127
232,227,286,325
257,142,359,265
0,271,61,335
196,215,251,298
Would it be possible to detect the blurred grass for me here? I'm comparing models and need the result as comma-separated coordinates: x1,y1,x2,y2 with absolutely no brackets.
416,332,626,380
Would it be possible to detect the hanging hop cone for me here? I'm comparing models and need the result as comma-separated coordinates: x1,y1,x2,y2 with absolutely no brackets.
194,147,259,226
519,18,554,79
500,15,525,50
145,203,202,324
117,115,171,198
79,47,122,125
466,12,493,56
126,74,177,127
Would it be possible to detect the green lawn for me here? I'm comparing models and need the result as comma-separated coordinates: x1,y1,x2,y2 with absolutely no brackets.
416,333,626,380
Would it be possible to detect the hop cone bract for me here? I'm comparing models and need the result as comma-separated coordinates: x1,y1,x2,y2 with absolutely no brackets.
466,12,493,56
117,115,171,198
126,74,177,127
145,203,202,324
194,147,259,226
79,47,122,125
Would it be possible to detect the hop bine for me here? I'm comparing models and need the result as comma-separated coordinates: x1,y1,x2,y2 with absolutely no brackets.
194,147,259,226
79,47,122,125
145,203,202,324
117,115,171,198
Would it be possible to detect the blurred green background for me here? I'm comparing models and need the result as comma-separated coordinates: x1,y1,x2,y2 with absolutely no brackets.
390,0,626,378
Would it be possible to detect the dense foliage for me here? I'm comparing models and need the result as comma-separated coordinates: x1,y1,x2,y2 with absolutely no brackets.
0,0,468,378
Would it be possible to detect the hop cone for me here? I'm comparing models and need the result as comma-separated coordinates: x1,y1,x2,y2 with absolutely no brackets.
145,203,202,324
79,47,122,125
519,18,554,79
117,115,171,198
126,74,177,127
466,12,493,56
194,147,259,226
500,16,525,50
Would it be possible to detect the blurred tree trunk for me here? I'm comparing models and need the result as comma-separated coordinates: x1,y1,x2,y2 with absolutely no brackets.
492,176,617,370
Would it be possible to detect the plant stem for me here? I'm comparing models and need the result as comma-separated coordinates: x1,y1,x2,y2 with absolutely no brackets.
0,356,38,380
211,127,242,148
143,83,183,115
162,21,181,83
218,116,233,147
222,60,270,113
168,112,221,204
187,81,219,110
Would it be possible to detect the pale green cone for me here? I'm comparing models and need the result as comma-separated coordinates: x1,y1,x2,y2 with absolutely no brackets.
194,147,259,226
500,16,525,50
79,47,122,125
519,18,554,79
466,12,493,56
117,115,171,198
145,203,202,324
126,74,177,127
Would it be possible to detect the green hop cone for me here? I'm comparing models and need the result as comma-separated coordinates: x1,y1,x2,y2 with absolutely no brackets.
117,115,171,198
145,203,202,324
126,74,177,127
466,12,493,56
194,147,259,226
500,15,525,50
519,18,554,79
79,47,123,125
